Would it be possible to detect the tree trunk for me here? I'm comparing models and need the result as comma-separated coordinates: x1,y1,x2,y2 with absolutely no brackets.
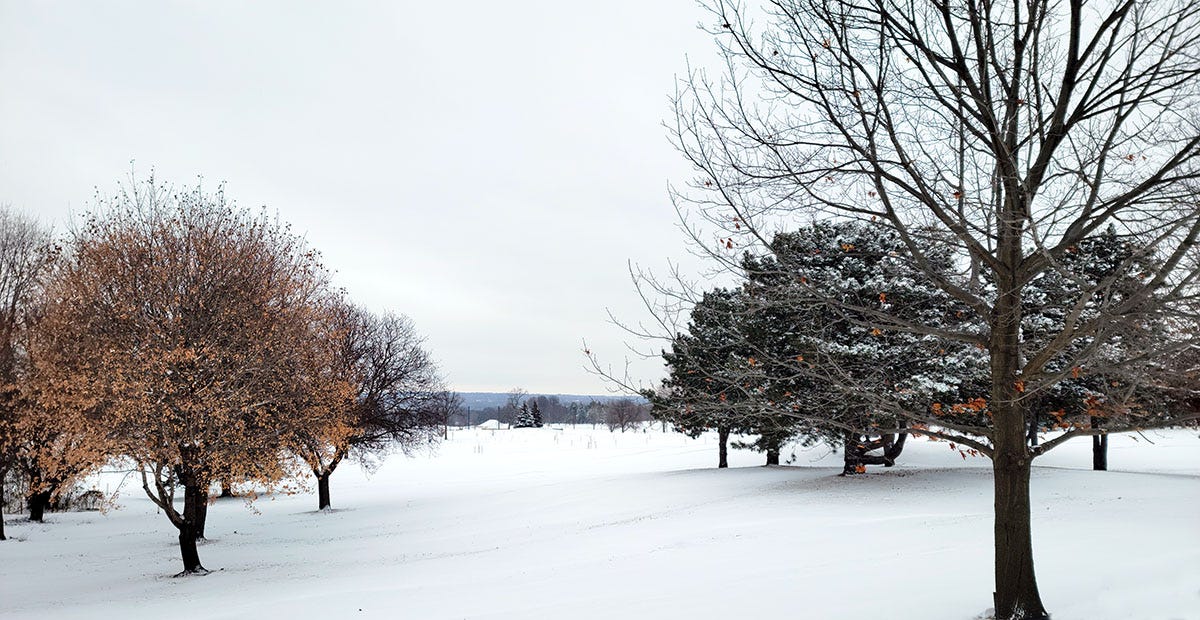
194,500,208,539
991,280,1049,620
186,483,209,540
318,472,332,510
219,479,234,498
762,433,781,465
1027,411,1039,447
0,472,7,541
177,524,204,574
842,432,906,474
1092,420,1108,471
27,489,51,522
992,449,1046,619
177,482,208,574
312,449,346,511
842,431,862,475
883,433,906,465
717,426,729,468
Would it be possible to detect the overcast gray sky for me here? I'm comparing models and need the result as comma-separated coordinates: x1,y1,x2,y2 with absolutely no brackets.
0,1,722,394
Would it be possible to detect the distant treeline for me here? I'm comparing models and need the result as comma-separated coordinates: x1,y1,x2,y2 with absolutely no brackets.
451,391,649,431
456,392,645,410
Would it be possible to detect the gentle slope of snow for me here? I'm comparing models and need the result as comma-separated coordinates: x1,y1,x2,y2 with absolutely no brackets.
1,426,1196,619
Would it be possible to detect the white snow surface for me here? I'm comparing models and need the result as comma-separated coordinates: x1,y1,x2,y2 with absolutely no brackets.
1,426,1197,620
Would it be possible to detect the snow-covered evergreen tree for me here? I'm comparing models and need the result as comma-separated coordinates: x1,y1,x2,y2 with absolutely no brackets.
651,220,989,472
512,401,543,428
529,400,543,428
741,221,987,473
1017,227,1173,467
647,288,756,467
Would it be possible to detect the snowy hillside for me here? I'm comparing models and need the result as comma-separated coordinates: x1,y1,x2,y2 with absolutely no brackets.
1,426,1196,620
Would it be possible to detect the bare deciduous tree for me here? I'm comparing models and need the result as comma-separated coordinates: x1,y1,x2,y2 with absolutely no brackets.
289,303,445,511
430,390,465,439
652,1,1200,617
604,398,650,433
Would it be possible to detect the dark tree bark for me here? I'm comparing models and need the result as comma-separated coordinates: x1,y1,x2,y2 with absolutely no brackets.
306,446,346,511
192,485,209,540
0,471,7,540
219,479,234,498
842,431,862,475
27,489,51,522
177,482,208,574
762,433,782,465
145,463,210,575
842,432,906,475
884,433,906,464
717,426,729,468
317,472,332,510
177,524,203,574
992,451,1045,619
991,286,1049,620
1092,419,1108,471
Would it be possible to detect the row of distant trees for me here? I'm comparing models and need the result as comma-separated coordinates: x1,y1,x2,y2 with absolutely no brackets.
456,388,651,432
0,176,452,575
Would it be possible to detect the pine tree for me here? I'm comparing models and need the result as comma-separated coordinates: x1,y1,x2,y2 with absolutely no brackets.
529,400,543,427
647,288,755,467
1017,227,1171,468
742,221,983,474
512,402,541,428
650,221,986,473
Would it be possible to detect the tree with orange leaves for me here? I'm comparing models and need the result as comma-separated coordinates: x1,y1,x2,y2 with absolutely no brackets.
9,368,113,524
35,176,342,574
0,207,58,541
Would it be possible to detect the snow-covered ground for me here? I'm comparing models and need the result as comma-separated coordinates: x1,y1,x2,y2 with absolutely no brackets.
1,425,1196,619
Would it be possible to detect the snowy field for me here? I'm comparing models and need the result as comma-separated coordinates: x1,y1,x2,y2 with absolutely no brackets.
1,425,1197,620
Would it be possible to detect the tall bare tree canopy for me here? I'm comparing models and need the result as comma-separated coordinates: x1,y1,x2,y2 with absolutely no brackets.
35,177,342,574
668,1,1200,617
290,302,445,511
